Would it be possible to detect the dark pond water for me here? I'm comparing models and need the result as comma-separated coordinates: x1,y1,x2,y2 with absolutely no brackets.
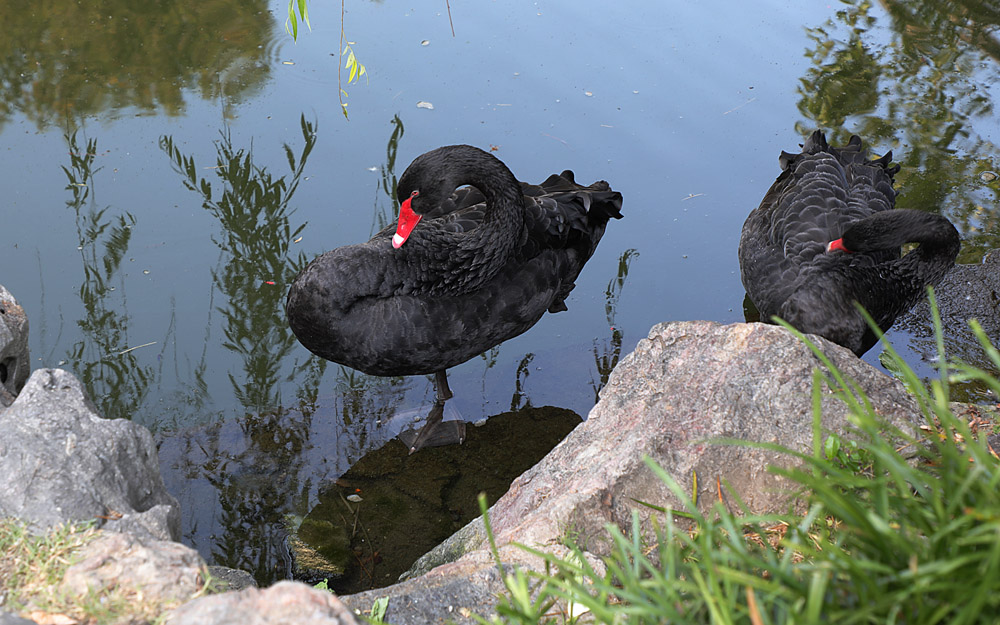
2,0,999,589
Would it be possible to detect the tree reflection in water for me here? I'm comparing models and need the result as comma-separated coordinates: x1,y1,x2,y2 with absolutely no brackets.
0,0,274,128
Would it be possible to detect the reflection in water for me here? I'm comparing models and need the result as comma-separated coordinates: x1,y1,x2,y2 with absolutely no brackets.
160,117,325,581
0,0,274,128
591,249,638,402
371,114,406,236
62,132,154,421
510,353,535,411
161,115,321,414
797,0,1000,260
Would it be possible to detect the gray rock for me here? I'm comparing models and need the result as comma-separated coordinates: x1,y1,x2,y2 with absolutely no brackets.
62,530,206,606
0,610,36,625
0,284,30,407
167,581,360,625
341,559,509,625
0,368,181,541
207,566,258,592
357,321,924,624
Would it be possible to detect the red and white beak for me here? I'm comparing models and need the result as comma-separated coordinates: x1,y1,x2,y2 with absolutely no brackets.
393,194,423,249
826,238,851,253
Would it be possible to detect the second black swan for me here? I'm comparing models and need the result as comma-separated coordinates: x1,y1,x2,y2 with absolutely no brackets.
738,130,960,356
286,144,623,451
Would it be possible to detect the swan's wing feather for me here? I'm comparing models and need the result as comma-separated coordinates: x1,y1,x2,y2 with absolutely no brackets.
517,173,622,260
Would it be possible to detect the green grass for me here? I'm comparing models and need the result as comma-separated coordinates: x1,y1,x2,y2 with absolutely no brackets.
477,292,1000,624
0,519,213,624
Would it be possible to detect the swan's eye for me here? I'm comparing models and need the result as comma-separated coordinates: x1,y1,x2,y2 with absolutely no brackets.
410,190,419,198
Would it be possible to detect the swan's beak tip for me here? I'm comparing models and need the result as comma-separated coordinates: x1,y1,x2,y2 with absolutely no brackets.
392,234,405,249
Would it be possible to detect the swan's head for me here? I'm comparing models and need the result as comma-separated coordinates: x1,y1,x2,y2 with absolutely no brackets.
393,145,492,248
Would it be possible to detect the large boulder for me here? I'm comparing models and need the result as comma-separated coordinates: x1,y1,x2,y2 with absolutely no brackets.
342,320,925,624
0,368,181,541
0,284,30,407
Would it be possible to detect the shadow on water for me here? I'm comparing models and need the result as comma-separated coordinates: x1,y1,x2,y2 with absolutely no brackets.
0,0,276,128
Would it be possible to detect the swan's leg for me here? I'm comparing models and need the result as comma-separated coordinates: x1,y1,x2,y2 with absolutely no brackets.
434,370,454,403
404,370,464,453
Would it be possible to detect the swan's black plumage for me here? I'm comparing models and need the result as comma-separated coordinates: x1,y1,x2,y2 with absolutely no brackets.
739,130,960,356
286,145,622,447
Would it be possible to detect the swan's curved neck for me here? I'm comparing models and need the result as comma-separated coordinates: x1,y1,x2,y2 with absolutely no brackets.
402,147,526,296
451,148,524,224
452,160,524,284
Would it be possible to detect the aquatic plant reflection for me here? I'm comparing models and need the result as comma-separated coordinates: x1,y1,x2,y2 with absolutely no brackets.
160,116,323,580
161,115,321,414
591,248,638,401
370,114,406,236
62,132,154,421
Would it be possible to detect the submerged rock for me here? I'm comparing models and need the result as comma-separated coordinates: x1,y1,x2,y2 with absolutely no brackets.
289,406,581,594
894,249,1000,386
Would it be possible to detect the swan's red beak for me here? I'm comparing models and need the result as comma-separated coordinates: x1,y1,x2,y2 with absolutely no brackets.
393,197,423,249
827,238,851,253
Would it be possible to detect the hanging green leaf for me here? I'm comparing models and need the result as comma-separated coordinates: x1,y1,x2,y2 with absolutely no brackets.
343,45,368,85
285,0,311,40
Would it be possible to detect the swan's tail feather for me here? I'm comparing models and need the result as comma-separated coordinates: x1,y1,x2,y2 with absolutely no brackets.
588,189,624,222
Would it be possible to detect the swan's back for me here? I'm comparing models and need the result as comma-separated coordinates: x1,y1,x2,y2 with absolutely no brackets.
739,131,899,322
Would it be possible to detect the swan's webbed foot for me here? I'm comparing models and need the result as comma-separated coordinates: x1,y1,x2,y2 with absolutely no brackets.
398,403,466,453
397,370,465,453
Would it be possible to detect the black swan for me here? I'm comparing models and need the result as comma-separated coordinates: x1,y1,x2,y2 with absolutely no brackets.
286,144,623,451
738,130,960,356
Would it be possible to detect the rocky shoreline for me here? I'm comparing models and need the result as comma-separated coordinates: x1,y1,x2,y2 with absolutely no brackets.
1,253,997,624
